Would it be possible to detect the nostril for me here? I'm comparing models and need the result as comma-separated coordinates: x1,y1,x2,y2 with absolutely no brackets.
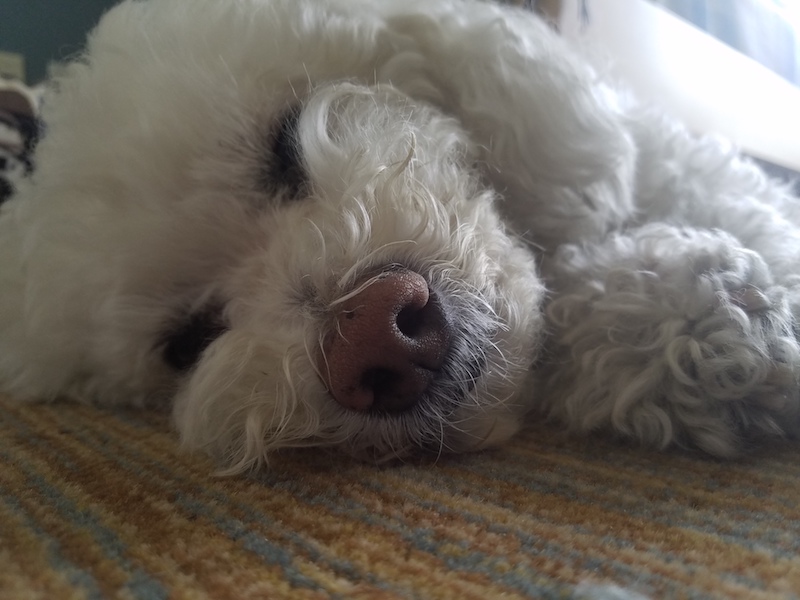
395,292,451,369
396,298,440,339
396,305,422,338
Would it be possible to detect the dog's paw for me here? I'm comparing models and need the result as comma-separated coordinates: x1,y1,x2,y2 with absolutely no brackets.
541,224,800,456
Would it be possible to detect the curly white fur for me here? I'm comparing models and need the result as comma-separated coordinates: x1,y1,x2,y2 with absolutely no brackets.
1,0,798,472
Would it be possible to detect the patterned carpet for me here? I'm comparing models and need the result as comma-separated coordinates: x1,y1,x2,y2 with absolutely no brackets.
2,395,799,599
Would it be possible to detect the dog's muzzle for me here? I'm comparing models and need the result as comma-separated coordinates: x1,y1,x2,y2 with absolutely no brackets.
322,269,452,414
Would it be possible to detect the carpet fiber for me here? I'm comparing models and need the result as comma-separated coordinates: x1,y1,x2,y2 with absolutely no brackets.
2,396,799,599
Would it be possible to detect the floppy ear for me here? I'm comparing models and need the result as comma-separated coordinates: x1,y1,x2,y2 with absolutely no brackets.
376,1,636,248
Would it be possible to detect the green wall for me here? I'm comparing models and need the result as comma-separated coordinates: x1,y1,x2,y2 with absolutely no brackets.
0,0,120,83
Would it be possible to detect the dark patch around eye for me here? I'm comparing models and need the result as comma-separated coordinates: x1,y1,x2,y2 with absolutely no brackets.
261,106,307,199
162,304,228,371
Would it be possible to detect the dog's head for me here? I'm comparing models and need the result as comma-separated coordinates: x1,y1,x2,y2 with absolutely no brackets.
168,83,545,470
29,0,546,471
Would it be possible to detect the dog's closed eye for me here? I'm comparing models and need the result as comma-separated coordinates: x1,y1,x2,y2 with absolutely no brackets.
162,304,228,371
261,106,307,198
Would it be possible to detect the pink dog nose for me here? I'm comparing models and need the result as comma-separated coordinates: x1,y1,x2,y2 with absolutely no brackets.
324,269,452,413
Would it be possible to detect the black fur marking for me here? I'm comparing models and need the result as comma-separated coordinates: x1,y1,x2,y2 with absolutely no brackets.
0,176,12,205
261,106,307,198
162,304,228,371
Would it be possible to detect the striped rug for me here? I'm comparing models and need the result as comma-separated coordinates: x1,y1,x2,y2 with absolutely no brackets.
2,395,799,599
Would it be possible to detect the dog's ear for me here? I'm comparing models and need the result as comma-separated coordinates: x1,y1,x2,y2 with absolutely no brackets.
377,2,636,249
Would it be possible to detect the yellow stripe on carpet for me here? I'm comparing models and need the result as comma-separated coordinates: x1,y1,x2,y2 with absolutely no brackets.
1,395,799,599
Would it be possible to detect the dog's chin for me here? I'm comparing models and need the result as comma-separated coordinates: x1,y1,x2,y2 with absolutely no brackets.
170,324,531,474
339,409,525,465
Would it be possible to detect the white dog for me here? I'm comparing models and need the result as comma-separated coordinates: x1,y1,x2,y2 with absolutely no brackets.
1,0,798,472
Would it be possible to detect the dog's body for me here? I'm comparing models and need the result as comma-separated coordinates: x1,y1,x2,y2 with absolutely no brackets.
1,0,798,471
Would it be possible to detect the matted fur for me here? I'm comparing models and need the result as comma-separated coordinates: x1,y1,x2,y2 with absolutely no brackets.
1,0,798,472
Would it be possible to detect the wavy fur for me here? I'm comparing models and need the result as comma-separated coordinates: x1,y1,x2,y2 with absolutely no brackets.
1,0,798,471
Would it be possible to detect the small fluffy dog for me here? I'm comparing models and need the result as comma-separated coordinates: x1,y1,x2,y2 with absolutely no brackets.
2,0,799,472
